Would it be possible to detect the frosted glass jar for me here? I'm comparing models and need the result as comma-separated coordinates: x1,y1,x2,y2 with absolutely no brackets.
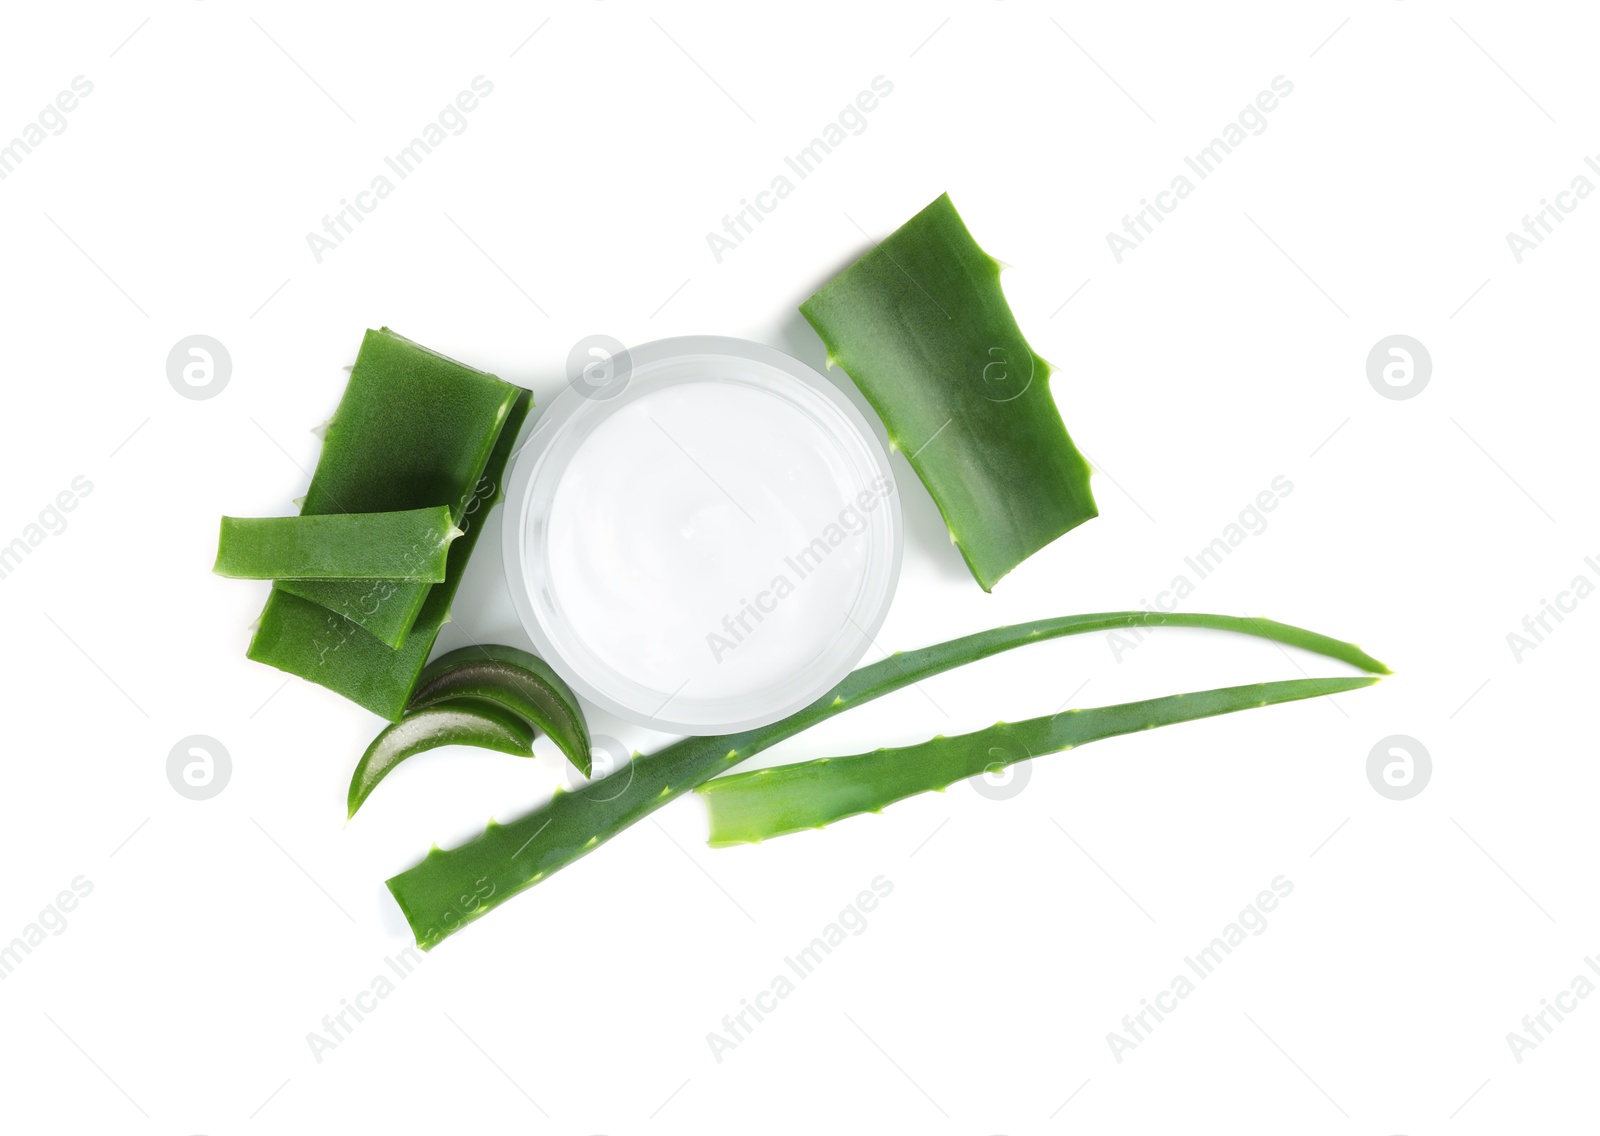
502,336,902,733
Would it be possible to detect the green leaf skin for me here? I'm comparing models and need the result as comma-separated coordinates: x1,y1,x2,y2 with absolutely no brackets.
213,507,458,581
698,677,1380,846
348,702,537,819
801,193,1096,592
406,645,593,777
277,329,520,648
385,611,1387,950
247,391,533,720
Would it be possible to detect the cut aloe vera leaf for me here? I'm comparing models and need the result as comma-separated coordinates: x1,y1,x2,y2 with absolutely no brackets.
348,702,536,819
698,676,1380,845
248,391,533,720
213,507,458,581
801,194,1096,592
406,645,593,777
385,611,1387,949
276,328,520,648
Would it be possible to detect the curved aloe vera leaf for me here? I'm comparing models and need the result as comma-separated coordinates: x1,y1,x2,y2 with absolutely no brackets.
801,193,1096,592
248,390,533,720
385,612,1386,949
698,676,1380,846
213,507,459,581
406,645,592,777
277,328,521,648
349,702,537,819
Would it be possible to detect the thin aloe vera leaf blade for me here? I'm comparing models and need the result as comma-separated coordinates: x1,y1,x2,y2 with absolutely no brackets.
406,645,592,777
698,676,1380,846
385,611,1386,949
348,702,537,819
276,328,519,647
248,391,533,720
213,507,457,581
801,193,1095,591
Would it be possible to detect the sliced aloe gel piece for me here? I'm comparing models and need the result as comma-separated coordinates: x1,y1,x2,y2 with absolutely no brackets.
213,507,458,581
276,328,520,648
801,193,1096,591
348,702,536,819
697,676,1380,845
248,390,533,720
406,645,592,777
385,611,1388,949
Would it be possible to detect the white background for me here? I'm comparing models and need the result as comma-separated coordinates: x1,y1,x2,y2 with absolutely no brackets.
1,2,1594,1132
